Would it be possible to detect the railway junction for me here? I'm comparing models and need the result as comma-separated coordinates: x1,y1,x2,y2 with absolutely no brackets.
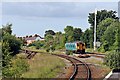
22,49,119,80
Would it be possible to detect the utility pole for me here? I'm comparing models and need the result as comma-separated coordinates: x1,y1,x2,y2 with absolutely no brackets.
94,8,97,51
118,1,120,22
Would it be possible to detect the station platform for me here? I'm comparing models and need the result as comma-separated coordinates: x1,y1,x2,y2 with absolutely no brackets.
104,71,120,80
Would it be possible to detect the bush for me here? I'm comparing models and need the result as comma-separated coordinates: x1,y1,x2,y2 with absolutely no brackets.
46,45,55,52
66,50,73,55
3,33,22,55
104,51,120,69
2,57,29,78
46,48,50,52
98,41,109,52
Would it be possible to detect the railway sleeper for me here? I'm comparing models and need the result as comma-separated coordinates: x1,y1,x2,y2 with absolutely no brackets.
27,52,37,59
76,63,93,65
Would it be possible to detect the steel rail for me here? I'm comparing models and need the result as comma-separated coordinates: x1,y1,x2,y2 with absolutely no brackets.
71,57,91,80
53,54,91,80
21,50,91,80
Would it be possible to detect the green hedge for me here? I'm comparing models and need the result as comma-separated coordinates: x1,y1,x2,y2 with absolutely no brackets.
104,51,120,69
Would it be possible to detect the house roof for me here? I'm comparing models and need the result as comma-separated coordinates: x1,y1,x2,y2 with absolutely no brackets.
24,36,44,41
24,37,37,41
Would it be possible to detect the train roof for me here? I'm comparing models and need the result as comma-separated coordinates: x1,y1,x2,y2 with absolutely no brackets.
65,41,84,44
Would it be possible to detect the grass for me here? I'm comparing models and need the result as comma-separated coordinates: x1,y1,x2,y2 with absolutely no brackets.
86,48,107,54
84,58,103,65
86,48,94,52
21,47,112,79
18,53,65,78
24,46,65,54
23,46,46,53
78,56,111,78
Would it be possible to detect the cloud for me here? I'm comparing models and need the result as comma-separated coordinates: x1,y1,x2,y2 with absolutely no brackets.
2,2,118,18
1,0,120,2
2,2,85,17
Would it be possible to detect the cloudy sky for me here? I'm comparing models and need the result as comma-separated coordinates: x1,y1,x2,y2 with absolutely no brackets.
1,1,120,37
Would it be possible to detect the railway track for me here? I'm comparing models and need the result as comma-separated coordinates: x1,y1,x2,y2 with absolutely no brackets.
53,54,91,80
21,49,37,59
21,49,96,80
87,52,105,59
20,49,109,80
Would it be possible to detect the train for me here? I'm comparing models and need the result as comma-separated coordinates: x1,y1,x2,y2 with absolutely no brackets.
65,41,86,55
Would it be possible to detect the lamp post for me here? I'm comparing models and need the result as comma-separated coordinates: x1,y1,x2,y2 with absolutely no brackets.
94,8,97,51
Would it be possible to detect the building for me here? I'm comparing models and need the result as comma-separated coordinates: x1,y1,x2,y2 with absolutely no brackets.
22,34,44,45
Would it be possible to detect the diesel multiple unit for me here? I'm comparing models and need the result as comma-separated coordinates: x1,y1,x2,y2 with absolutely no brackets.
65,41,85,54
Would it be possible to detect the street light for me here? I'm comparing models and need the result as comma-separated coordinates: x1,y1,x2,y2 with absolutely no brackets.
94,8,97,51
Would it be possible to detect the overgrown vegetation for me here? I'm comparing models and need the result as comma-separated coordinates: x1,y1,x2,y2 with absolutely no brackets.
2,57,29,78
98,19,120,52
1,23,29,78
22,53,65,78
104,51,120,69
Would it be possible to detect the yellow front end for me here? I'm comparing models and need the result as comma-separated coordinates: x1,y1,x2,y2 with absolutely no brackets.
77,42,85,51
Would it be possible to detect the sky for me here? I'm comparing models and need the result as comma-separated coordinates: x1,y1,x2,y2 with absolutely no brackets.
1,1,120,37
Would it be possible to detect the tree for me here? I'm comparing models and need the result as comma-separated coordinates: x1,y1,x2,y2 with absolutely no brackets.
45,34,54,44
28,40,44,49
98,20,119,52
103,21,120,70
82,28,93,48
60,34,67,48
2,24,22,55
54,32,67,49
97,18,115,42
44,30,55,37
55,32,62,44
82,29,90,48
64,26,74,42
34,34,39,37
2,23,12,35
112,21,120,52
88,10,118,48
2,41,12,67
3,33,22,55
73,28,82,41
29,35,32,37
44,34,55,52
88,10,118,27
1,24,29,78
26,35,28,38
99,40,109,52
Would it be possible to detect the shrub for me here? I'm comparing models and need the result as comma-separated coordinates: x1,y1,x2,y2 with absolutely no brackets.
2,57,29,78
3,33,22,56
104,51,120,69
46,45,55,53
66,50,73,55
46,48,50,52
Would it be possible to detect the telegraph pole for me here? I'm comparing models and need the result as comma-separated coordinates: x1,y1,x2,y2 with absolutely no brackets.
118,1,120,22
94,8,97,51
